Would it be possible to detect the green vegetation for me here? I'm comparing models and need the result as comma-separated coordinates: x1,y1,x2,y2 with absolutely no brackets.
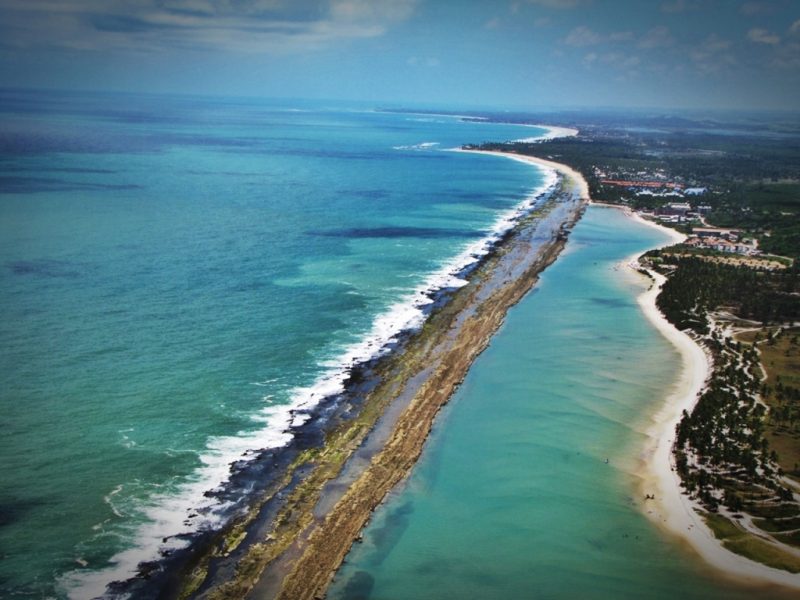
703,512,745,539
723,537,800,573
759,327,800,481
703,514,800,573
775,530,800,549
752,516,800,533
647,252,800,332
709,183,800,257
639,246,800,571
469,119,800,257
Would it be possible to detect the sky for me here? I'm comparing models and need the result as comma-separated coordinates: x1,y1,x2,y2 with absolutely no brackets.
1,0,799,111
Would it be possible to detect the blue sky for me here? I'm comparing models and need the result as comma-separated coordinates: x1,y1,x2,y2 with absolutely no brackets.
1,0,798,110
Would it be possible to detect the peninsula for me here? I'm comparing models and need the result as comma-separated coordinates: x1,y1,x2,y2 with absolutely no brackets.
163,146,590,600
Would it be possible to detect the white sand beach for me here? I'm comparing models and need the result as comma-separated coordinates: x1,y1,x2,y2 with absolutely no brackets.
514,124,580,143
456,149,590,201
624,212,800,591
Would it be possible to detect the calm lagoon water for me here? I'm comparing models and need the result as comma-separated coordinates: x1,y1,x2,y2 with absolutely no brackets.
330,207,781,600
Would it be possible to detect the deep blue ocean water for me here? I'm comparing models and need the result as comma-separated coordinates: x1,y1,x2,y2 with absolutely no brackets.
0,90,551,598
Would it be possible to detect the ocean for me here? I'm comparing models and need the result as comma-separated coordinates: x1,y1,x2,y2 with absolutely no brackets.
329,207,785,600
0,90,551,598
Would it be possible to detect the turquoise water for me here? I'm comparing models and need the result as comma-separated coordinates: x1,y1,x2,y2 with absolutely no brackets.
330,207,781,600
0,91,549,598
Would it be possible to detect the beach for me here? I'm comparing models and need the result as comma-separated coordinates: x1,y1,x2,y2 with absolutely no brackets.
454,149,590,200
514,124,580,143
614,209,800,591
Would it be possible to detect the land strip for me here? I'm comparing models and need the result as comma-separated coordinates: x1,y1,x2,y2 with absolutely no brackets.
272,154,587,600
184,153,587,600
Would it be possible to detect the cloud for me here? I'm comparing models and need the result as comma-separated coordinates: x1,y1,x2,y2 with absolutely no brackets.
661,0,690,12
563,25,632,47
0,0,419,54
791,19,800,35
609,31,635,42
484,17,501,29
564,25,602,46
525,0,584,8
739,1,773,16
772,41,800,69
690,33,736,73
583,51,640,68
330,0,416,23
406,56,440,67
638,26,673,48
747,27,780,45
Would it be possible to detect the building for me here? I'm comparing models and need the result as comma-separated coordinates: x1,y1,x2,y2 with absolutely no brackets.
658,202,692,217
692,227,740,240
684,187,708,196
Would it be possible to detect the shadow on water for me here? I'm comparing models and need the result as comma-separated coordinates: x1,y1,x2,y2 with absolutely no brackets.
339,571,375,600
7,259,81,278
589,296,632,308
336,501,415,599
367,500,415,565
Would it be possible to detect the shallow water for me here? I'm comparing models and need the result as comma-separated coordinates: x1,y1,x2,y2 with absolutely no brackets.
330,206,785,600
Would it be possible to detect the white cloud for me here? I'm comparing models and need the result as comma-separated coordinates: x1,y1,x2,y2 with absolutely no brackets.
564,25,603,46
525,0,583,8
747,27,780,45
790,19,800,35
772,41,800,69
739,1,772,16
690,34,736,73
564,25,633,47
330,0,416,24
661,0,688,13
406,56,439,67
638,26,673,49
0,0,419,54
609,31,634,42
581,49,641,81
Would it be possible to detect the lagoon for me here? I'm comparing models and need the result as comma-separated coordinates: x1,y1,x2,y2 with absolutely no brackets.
330,206,780,600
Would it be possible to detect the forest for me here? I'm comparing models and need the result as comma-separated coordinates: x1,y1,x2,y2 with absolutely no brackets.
646,253,800,331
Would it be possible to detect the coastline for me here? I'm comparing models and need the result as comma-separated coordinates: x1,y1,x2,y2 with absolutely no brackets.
515,124,580,143
272,153,589,600
613,208,800,590
454,148,589,200
165,144,589,600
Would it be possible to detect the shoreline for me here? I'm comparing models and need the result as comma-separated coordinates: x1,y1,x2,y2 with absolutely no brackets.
269,153,589,599
610,207,800,590
515,124,580,143
83,135,564,598
163,144,590,600
454,148,589,200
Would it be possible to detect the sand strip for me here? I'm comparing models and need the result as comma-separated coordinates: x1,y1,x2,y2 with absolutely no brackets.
272,154,588,600
514,124,580,143
455,149,590,200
